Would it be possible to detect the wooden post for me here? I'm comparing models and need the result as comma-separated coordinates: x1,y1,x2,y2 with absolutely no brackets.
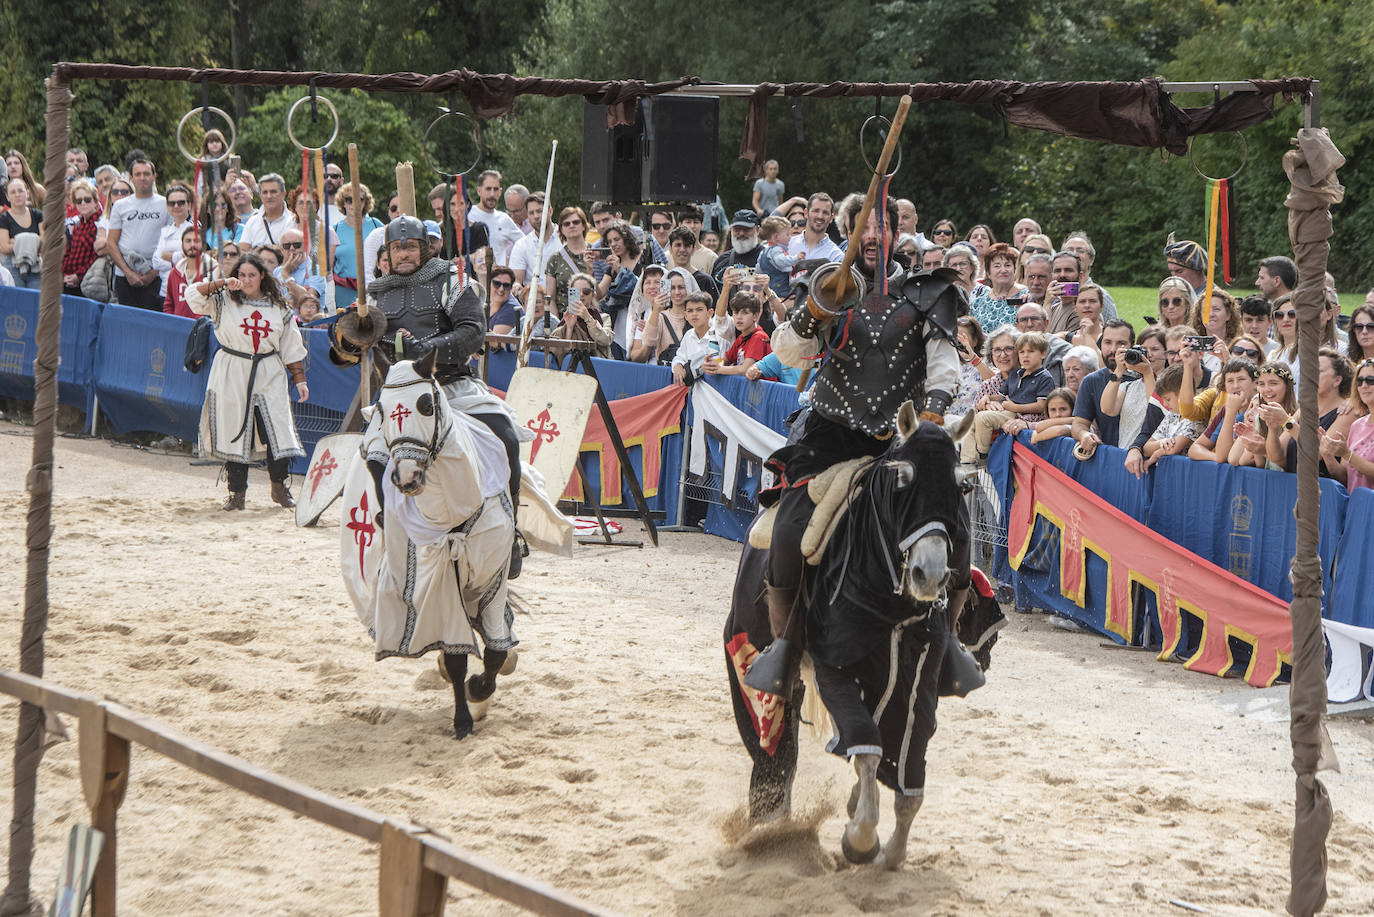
379,821,447,917
79,702,129,917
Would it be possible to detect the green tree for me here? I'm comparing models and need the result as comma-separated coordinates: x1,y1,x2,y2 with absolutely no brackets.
234,88,426,218
0,0,215,178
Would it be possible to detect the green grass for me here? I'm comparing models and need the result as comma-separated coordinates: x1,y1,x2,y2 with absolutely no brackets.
1108,286,1364,331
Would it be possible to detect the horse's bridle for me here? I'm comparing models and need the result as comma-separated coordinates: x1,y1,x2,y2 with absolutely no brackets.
891,520,951,596
380,375,450,466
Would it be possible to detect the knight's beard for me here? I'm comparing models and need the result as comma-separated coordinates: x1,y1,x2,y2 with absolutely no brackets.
732,235,760,255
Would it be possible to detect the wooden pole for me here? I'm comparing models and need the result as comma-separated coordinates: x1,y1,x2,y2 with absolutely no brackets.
396,162,416,218
818,94,912,305
518,141,558,366
348,143,373,406
313,149,329,280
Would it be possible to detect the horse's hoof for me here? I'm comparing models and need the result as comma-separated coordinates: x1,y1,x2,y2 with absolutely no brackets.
466,674,496,703
875,846,907,871
453,714,474,740
499,649,518,676
841,831,880,865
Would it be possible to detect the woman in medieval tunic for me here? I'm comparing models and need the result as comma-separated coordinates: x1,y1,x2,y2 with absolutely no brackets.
186,251,309,511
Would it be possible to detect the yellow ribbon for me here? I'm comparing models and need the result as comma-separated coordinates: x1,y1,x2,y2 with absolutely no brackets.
1202,179,1220,326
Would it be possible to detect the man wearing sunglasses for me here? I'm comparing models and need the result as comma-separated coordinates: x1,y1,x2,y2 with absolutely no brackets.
272,228,326,300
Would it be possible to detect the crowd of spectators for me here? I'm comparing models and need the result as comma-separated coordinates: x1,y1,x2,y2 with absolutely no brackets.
1,142,1371,491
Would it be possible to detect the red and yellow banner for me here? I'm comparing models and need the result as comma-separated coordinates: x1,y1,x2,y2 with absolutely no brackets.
563,385,689,504
1007,441,1292,686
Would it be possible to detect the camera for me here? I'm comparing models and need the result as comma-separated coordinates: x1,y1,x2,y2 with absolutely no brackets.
1122,346,1147,365
1185,334,1216,352
1060,282,1079,297
1005,294,1028,307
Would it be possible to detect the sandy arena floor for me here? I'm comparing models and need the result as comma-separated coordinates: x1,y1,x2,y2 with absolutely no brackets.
1,421,1372,916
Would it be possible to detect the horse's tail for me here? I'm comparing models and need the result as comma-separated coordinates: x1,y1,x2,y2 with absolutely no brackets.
798,656,834,742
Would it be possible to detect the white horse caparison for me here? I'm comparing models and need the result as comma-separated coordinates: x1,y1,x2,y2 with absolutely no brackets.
338,351,518,739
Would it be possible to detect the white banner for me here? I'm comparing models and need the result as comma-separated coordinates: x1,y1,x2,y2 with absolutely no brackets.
689,382,786,501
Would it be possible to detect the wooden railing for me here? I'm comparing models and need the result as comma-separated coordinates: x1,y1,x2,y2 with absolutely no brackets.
0,669,620,917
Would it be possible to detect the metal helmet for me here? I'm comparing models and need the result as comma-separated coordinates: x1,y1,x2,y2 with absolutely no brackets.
385,215,427,246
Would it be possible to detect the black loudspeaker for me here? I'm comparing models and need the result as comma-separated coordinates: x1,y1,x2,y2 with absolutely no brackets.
580,96,718,204
581,103,643,205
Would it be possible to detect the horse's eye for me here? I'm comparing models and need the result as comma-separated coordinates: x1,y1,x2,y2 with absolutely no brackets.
885,459,915,489
415,393,434,416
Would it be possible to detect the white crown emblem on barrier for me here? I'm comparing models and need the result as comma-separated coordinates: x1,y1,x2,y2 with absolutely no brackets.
150,347,166,374
4,314,25,339
1229,493,1254,532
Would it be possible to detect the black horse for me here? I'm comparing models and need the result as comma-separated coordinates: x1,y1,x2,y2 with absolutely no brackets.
725,406,1002,869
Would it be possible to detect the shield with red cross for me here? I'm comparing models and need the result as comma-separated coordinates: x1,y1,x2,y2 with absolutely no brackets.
295,432,363,527
504,366,598,500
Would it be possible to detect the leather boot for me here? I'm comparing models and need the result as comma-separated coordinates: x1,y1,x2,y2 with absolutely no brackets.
765,583,802,642
270,480,295,508
508,533,527,579
222,491,245,511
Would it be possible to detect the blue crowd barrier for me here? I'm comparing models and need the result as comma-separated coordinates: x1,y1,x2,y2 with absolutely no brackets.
987,432,1371,633
93,304,211,442
0,288,102,416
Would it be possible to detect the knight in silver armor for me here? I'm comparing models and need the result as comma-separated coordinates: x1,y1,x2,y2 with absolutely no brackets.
761,198,969,667
343,215,527,575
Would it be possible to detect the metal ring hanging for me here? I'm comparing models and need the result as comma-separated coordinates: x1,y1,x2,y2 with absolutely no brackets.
1187,131,1248,182
286,94,340,151
859,114,903,178
422,109,482,178
175,107,237,165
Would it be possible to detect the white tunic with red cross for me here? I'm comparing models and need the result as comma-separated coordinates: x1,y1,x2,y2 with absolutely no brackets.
186,285,308,464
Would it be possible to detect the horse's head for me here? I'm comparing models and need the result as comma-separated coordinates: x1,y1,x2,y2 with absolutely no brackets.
884,401,964,603
376,350,449,496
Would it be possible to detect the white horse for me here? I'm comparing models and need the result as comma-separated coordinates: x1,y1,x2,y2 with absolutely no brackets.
338,351,518,739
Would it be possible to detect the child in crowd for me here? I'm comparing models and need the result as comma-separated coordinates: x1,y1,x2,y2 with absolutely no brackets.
1230,362,1297,467
706,292,771,377
1238,294,1278,356
1188,359,1259,462
754,215,798,301
1124,364,1199,478
671,292,729,386
962,331,1054,463
1030,388,1076,443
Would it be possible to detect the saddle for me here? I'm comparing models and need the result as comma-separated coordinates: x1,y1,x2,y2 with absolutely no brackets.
747,456,870,564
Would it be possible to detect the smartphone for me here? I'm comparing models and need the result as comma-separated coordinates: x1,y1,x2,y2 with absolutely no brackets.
568,285,582,308
1185,334,1216,352
1060,282,1079,297
227,154,242,173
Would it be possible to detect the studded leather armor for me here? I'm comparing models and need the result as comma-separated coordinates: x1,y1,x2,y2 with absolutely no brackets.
803,269,963,437
369,257,484,381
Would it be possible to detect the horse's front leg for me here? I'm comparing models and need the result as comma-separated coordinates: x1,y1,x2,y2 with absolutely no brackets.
875,793,923,870
442,652,473,740
841,753,881,864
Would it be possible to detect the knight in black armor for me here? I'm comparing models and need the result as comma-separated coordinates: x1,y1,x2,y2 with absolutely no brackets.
336,215,527,575
762,198,971,673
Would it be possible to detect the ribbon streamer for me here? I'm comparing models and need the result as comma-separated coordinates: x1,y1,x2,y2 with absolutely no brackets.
1202,178,1220,326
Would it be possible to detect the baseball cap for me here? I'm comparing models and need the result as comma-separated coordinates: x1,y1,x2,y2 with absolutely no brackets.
423,220,442,240
730,209,761,229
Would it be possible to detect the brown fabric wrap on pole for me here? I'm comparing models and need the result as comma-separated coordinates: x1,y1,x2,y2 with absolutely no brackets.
2,74,71,917
1284,122,1341,917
